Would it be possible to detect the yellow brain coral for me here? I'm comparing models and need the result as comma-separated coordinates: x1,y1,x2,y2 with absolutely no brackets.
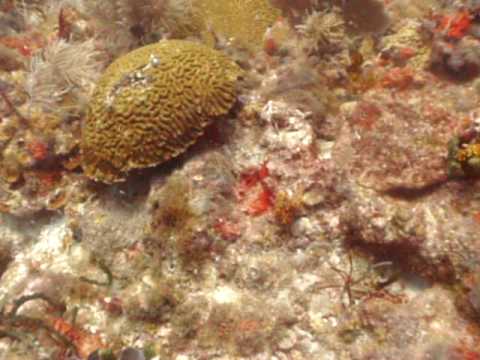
193,0,281,51
82,40,242,183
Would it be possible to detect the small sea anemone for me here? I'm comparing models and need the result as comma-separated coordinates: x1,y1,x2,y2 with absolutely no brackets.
24,38,102,116
296,9,346,56
78,0,197,56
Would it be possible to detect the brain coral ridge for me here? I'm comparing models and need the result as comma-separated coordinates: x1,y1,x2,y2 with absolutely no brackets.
82,40,243,183
193,0,281,51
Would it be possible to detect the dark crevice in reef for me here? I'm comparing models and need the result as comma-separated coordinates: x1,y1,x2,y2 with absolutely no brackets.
380,177,450,201
343,225,457,285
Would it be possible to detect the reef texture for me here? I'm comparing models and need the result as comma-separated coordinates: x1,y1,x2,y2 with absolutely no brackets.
82,40,242,183
193,0,281,51
3,0,480,359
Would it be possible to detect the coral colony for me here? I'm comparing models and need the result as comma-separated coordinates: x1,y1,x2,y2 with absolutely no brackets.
3,0,480,359
82,40,242,183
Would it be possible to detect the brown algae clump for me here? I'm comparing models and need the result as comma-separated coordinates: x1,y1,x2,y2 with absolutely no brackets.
82,39,243,183
194,0,281,51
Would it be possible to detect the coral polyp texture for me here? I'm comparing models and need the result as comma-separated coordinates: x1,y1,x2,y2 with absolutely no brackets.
193,0,281,50
81,39,242,183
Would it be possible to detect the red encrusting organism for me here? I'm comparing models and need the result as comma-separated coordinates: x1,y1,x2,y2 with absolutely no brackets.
213,218,241,241
27,139,49,161
52,317,104,358
246,183,275,216
434,10,472,40
235,163,275,216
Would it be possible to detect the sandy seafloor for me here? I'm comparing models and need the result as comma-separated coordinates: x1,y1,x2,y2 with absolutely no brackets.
2,0,480,359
